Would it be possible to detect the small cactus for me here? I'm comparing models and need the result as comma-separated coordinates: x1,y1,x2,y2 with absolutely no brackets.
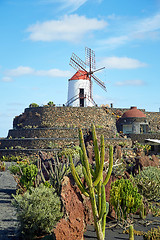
139,202,146,220
129,225,134,240
143,226,160,240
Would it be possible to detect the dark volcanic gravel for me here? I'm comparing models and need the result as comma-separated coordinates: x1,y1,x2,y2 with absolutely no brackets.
0,162,19,240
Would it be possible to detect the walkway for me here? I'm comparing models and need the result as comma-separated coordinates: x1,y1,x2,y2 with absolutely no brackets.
0,163,19,240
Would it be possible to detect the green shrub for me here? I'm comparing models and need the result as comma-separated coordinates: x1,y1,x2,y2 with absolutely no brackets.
47,101,55,106
59,146,80,158
134,166,160,201
9,163,38,192
29,103,39,108
9,164,21,175
110,178,142,220
20,164,38,190
1,155,21,162
12,184,63,239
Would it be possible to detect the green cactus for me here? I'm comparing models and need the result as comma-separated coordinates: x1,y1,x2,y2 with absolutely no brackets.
129,225,134,240
134,166,160,202
110,178,143,221
143,226,160,240
69,124,113,240
139,202,146,220
36,152,70,195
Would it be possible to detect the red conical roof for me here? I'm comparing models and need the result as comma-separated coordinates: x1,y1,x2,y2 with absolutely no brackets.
69,70,89,80
122,106,146,118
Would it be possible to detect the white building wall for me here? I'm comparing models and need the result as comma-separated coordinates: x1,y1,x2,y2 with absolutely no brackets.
67,79,94,107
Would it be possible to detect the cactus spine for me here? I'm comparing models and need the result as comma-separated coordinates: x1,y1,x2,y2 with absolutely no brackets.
69,124,113,240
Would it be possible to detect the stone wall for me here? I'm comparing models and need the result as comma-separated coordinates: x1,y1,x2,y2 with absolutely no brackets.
0,138,79,150
13,106,117,133
0,149,55,158
11,106,160,136
128,133,160,144
145,112,160,133
1,106,160,158
0,137,132,153
7,127,115,139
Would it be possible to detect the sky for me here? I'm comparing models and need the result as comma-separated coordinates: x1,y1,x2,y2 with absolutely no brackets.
1,0,160,137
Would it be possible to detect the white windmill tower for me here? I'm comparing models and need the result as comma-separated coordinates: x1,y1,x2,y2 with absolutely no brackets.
66,47,106,107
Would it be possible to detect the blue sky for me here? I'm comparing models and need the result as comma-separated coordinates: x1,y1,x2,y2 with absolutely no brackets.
1,0,160,137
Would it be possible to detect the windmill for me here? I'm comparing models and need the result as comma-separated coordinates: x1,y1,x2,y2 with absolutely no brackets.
66,47,106,107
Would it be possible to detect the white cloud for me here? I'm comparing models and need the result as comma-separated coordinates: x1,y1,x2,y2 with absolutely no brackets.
39,0,87,12
2,76,13,82
100,57,147,69
135,13,160,33
4,66,72,79
101,35,129,48
6,66,34,76
115,80,145,86
26,14,107,42
58,0,87,12
100,13,160,49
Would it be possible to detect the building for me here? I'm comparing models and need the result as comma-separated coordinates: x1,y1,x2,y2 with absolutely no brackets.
66,70,95,107
117,106,149,134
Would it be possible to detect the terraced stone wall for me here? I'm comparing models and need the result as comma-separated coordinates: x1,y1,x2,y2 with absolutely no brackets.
7,127,114,139
0,138,79,150
0,137,132,158
13,107,117,133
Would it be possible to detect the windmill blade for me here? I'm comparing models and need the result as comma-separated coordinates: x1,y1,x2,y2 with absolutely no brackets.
92,74,107,91
85,47,96,69
70,53,87,72
92,67,105,74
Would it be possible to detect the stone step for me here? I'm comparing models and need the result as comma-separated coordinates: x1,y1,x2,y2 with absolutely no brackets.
0,148,60,158
7,127,114,139
8,127,80,139
0,137,79,150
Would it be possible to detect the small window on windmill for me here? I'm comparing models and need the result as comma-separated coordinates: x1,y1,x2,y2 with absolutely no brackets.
79,88,84,107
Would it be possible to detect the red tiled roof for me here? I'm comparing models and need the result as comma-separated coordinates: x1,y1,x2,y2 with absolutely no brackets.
122,106,146,118
69,70,89,80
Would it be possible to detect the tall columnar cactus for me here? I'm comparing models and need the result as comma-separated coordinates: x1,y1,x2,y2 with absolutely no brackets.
69,124,113,240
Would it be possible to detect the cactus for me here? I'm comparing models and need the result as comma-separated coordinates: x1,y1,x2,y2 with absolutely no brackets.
69,124,113,240
129,225,134,240
35,152,70,195
110,178,143,221
139,202,146,220
134,166,160,202
143,226,160,240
